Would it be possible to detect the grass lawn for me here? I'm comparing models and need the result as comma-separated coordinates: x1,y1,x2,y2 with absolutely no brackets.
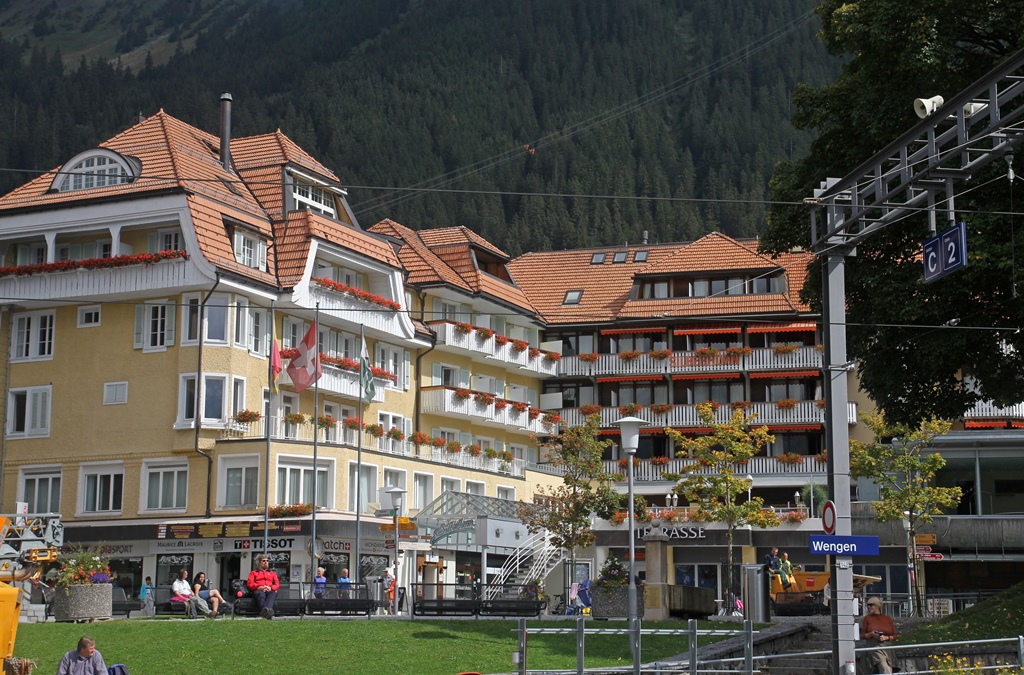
15,617,727,674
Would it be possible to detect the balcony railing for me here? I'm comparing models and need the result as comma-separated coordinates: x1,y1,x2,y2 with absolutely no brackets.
429,321,558,376
558,346,823,378
559,400,855,428
0,258,200,300
218,417,525,478
603,455,828,481
420,386,554,434
963,400,1024,421
277,360,387,402
309,284,406,336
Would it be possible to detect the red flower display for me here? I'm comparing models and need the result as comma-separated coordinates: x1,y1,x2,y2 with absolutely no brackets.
0,249,189,279
311,276,401,311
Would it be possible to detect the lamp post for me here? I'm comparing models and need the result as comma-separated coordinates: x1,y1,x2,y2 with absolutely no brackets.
386,486,406,617
614,415,646,675
746,474,753,504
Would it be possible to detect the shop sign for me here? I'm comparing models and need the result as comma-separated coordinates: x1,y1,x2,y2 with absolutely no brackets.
639,525,706,540
233,537,296,551
431,517,476,545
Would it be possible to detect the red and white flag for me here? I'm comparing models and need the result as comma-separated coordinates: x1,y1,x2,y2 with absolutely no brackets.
285,320,321,392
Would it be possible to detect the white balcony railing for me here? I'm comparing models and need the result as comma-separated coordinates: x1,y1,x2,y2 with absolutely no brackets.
430,321,558,376
420,386,554,434
559,400,855,429
217,417,523,477
278,361,387,402
603,455,828,481
558,346,823,378
0,258,201,300
963,400,1024,421
309,284,407,336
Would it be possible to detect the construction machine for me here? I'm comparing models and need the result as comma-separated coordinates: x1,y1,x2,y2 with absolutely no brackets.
0,514,63,660
770,568,881,616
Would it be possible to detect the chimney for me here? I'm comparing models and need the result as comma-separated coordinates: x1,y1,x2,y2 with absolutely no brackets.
641,230,649,245
219,92,233,171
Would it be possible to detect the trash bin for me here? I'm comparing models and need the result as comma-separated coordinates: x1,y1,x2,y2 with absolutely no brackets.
372,578,385,612
742,564,770,623
397,587,406,612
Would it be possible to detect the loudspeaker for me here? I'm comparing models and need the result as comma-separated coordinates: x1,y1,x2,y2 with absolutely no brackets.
914,95,944,118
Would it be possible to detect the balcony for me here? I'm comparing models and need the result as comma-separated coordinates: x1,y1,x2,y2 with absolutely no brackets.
429,321,558,376
0,257,201,301
420,386,554,434
602,454,828,481
558,346,823,378
277,360,387,403
558,400,856,429
309,284,406,336
963,401,1024,426
218,417,525,478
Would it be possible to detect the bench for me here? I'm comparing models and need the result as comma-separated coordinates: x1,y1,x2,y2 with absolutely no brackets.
304,584,376,617
229,580,304,619
412,583,479,617
153,587,198,618
477,584,547,617
112,586,145,618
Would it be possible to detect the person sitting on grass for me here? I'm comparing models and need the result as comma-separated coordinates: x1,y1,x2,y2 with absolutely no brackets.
172,568,215,618
57,635,107,675
193,571,229,615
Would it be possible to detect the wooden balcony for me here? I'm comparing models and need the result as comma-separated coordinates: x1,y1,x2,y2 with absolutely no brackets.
420,386,554,434
429,321,558,376
558,346,823,378
558,400,855,429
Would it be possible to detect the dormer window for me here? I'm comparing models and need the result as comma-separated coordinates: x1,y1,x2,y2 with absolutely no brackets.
233,230,268,272
51,149,137,193
294,182,337,218
634,251,649,263
613,251,628,263
563,290,583,305
591,253,606,265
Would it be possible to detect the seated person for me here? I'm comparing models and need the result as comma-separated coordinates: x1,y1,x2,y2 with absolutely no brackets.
172,569,214,617
247,555,280,619
859,597,898,674
193,571,228,614
336,568,351,598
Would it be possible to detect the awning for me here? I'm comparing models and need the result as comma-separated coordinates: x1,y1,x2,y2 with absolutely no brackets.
597,375,665,383
671,373,741,381
965,420,1007,429
768,425,823,432
749,370,821,379
674,324,742,336
601,326,666,335
748,321,817,334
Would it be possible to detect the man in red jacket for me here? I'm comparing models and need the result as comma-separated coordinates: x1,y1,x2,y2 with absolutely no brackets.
247,555,280,619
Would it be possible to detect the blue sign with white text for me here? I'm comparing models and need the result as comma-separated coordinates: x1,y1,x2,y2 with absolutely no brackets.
922,221,968,283
809,535,880,556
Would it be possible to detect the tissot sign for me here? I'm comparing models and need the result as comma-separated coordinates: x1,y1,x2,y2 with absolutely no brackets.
234,537,296,551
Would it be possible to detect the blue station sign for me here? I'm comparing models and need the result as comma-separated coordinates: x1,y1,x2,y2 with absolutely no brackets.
809,535,880,556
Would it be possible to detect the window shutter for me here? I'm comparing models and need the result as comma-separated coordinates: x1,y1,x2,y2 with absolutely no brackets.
432,298,442,320
528,327,538,346
459,369,470,388
496,440,505,452
431,363,442,385
459,304,471,323
233,232,244,264
258,240,268,271
495,379,504,397
164,301,176,346
403,350,411,390
133,306,144,348
459,432,472,447
147,233,158,254
494,315,506,335
528,389,537,406
376,344,385,369
29,389,49,434
431,427,440,438
403,418,412,437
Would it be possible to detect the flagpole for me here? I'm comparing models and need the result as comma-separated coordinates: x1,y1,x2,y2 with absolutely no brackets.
264,301,275,555
311,304,320,596
354,324,364,585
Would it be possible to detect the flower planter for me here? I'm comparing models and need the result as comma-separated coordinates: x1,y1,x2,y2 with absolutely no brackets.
590,584,645,619
52,584,112,622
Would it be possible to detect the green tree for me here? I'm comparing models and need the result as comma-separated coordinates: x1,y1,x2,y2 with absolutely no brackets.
517,415,629,587
849,411,961,617
764,1,1024,426
664,402,780,598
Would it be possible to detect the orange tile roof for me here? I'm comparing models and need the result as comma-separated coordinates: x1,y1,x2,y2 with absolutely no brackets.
276,211,401,288
510,235,815,325
418,227,510,259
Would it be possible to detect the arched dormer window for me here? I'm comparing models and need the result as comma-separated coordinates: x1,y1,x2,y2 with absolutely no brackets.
50,149,139,194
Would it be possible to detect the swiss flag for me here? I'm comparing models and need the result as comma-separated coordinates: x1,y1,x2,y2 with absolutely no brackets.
285,320,321,392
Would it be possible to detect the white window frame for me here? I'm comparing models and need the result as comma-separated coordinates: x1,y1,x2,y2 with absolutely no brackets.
348,461,378,512
276,455,333,509
248,306,268,356
79,461,124,515
177,374,197,429
77,305,101,328
54,150,134,193
440,477,461,494
231,377,246,420
219,454,260,509
413,472,434,511
233,296,249,349
7,385,51,438
293,181,338,218
103,382,128,405
12,310,55,362
496,486,516,501
19,465,61,514
201,374,229,426
382,469,407,492
134,300,175,352
233,230,268,272
141,460,188,513
465,481,485,496
182,293,229,346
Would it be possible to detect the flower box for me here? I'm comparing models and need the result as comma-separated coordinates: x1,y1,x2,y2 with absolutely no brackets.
529,408,541,420
343,417,364,431
649,455,670,466
729,401,751,411
617,457,641,469
386,427,405,442
53,584,112,623
473,392,495,406
724,346,752,357
365,423,385,438
542,412,563,426
497,450,515,463
618,403,644,416
528,347,542,359
781,510,807,524
511,402,530,413
494,399,508,410
815,399,827,409
234,409,261,424
578,404,603,416
446,441,462,454
316,415,336,430
776,399,798,410
618,350,642,362
453,388,472,401
511,339,529,353
772,343,799,356
463,444,482,457
454,322,473,335
591,584,645,620
283,412,307,425
431,437,447,449
0,249,189,279
410,431,430,445
649,349,673,360
475,327,494,340
270,503,314,518
649,403,672,415
543,352,561,363
694,347,719,358
494,334,511,346
578,352,600,363
776,452,804,465
310,276,401,311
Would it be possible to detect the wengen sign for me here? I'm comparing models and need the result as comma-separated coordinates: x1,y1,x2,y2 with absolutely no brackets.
808,534,879,556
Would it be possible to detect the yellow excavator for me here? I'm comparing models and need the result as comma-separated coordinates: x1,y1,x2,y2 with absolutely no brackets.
770,568,881,616
0,514,63,660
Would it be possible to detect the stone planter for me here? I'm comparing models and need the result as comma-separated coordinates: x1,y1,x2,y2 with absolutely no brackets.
590,584,645,619
52,584,112,622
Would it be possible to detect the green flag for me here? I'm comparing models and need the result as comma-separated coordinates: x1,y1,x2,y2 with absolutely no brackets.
360,337,376,404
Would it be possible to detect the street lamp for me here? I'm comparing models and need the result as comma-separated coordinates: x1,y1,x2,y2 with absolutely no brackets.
746,474,753,503
386,486,406,616
665,492,678,509
614,415,647,675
